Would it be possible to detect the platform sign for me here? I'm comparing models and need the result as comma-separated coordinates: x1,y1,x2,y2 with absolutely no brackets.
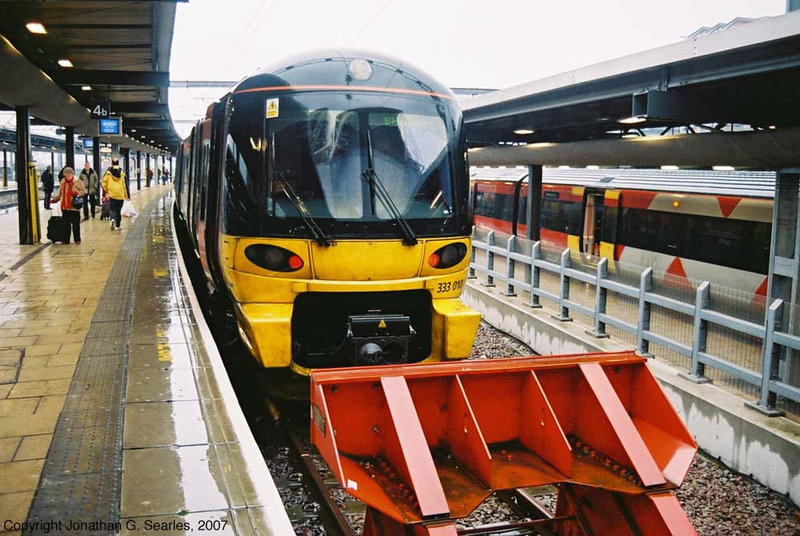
99,118,121,135
82,138,94,149
90,100,112,119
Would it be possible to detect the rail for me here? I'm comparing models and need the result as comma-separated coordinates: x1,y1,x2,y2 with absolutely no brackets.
470,229,800,415
0,187,46,210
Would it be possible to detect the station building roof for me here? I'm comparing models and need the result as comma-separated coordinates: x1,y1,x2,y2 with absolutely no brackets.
463,11,800,169
0,0,184,153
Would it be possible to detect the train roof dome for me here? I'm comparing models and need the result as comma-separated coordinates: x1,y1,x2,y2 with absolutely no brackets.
232,48,455,100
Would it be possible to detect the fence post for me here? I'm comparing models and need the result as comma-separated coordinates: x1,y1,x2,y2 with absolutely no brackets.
483,230,495,287
636,267,653,356
468,228,477,279
747,299,785,416
682,281,712,384
552,249,572,321
588,257,609,337
504,236,516,296
529,241,542,309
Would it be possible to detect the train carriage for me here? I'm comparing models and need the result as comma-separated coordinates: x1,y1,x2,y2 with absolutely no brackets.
471,167,775,297
174,50,480,375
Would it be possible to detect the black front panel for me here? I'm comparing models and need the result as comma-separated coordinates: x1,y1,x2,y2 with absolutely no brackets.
291,290,432,368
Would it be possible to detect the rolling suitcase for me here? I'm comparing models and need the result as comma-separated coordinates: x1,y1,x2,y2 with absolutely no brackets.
46,205,67,243
100,197,111,220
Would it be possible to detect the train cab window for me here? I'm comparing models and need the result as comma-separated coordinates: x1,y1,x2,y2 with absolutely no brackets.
224,90,464,239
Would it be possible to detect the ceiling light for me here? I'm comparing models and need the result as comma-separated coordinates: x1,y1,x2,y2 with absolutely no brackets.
513,128,534,135
768,125,776,130
661,165,679,170
586,165,599,170
619,116,646,124
26,22,47,35
621,133,639,138
713,165,735,171
57,59,73,68
81,85,91,91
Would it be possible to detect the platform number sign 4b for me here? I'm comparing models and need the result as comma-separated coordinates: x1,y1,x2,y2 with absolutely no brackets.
91,101,112,119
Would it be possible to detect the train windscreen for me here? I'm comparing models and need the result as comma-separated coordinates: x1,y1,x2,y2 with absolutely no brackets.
222,91,465,239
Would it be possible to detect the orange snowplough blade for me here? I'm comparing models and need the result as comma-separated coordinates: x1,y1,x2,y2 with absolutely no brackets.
310,351,698,535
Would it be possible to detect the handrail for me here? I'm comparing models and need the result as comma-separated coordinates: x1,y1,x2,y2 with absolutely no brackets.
470,231,800,414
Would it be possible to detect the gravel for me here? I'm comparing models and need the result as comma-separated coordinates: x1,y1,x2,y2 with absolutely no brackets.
470,320,535,359
678,453,800,535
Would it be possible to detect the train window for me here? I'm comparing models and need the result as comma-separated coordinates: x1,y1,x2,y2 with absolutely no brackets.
620,208,770,274
541,199,581,234
517,195,527,225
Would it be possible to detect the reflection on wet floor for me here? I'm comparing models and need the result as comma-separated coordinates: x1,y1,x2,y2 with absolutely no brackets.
119,195,285,534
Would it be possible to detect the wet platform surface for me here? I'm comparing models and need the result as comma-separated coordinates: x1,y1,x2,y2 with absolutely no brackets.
0,188,291,535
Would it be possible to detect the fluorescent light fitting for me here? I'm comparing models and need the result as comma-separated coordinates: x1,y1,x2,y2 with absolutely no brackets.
621,133,639,138
661,165,679,170
768,125,776,130
26,22,47,34
712,165,735,171
57,59,73,68
513,128,534,135
619,116,646,124
81,85,91,91
586,165,599,170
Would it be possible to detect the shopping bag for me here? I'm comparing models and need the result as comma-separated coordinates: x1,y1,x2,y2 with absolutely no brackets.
121,199,137,218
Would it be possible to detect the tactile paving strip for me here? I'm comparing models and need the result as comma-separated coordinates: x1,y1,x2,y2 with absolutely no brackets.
24,194,167,536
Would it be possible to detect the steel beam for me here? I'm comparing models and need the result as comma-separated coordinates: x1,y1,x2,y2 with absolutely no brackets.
59,70,170,87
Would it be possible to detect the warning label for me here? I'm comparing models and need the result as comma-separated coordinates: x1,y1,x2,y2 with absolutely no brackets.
266,98,279,119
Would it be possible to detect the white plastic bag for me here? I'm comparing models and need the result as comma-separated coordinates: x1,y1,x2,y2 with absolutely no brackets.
121,199,137,218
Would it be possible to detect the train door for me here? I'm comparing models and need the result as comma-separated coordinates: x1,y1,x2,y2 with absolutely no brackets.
582,190,605,257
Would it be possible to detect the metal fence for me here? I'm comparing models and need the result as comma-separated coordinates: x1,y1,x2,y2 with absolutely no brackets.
470,228,800,416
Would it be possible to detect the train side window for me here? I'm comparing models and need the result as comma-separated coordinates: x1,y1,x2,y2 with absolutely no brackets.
517,195,527,225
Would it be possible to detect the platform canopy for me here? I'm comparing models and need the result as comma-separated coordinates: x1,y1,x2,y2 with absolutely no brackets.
464,11,800,169
0,0,184,153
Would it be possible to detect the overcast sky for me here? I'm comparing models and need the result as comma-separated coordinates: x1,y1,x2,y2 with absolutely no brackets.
168,0,787,136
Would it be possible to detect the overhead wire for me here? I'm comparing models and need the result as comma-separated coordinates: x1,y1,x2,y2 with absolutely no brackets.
351,0,393,44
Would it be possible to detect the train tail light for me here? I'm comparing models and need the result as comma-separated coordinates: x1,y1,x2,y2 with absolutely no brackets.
428,243,467,269
244,244,304,272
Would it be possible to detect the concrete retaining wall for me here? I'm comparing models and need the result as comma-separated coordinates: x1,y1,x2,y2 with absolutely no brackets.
462,282,800,506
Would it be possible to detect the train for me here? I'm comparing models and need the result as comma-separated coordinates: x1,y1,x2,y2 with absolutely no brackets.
471,166,775,297
173,50,480,376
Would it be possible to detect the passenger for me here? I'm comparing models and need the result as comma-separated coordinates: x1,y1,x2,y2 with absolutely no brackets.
51,167,86,244
101,159,129,231
79,161,99,220
146,167,154,187
41,165,54,210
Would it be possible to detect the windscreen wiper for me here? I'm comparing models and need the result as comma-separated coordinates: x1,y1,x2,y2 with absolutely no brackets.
361,129,418,246
273,171,332,246
361,167,418,246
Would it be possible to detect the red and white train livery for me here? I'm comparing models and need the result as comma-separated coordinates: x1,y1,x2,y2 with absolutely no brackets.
471,167,774,297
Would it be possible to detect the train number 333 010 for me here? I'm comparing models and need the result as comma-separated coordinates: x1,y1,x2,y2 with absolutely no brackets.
436,279,465,293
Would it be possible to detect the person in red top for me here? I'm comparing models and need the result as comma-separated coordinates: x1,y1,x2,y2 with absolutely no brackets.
52,167,87,244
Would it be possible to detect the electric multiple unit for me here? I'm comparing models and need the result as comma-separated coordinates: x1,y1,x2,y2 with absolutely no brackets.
471,167,775,298
173,51,480,375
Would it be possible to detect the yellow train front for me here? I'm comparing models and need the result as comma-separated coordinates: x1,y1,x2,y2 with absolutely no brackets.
174,51,480,375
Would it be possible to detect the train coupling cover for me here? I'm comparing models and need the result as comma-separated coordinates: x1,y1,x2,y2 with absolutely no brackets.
346,312,416,366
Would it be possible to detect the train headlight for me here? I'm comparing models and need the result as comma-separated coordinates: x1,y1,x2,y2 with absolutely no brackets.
245,244,304,272
428,243,467,269
348,59,373,81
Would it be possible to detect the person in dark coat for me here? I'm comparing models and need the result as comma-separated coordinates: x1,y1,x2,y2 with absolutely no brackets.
79,161,99,220
41,166,54,210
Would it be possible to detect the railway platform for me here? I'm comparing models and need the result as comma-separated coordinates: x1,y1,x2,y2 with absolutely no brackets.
0,186,292,535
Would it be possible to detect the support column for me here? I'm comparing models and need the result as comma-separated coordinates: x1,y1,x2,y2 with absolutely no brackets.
16,106,39,244
65,127,75,170
2,149,7,188
121,148,130,196
93,136,101,175
525,164,542,242
136,150,141,191
50,151,55,175
765,169,800,410
146,153,151,187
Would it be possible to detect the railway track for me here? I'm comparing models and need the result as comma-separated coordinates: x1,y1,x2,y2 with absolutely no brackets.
273,400,563,536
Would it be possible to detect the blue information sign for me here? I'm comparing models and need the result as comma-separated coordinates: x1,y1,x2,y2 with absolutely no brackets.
99,118,121,135
82,138,94,149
